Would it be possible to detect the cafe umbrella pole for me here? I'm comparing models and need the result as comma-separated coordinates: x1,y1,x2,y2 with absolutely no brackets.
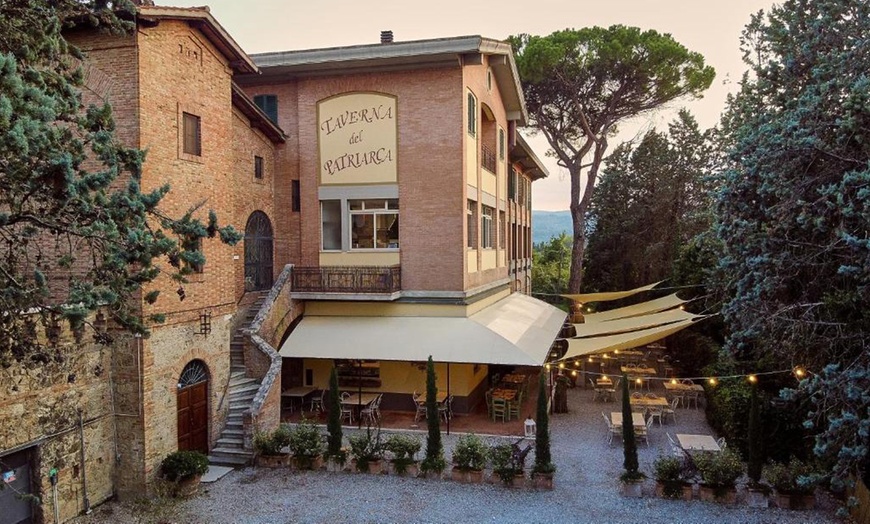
446,363,451,435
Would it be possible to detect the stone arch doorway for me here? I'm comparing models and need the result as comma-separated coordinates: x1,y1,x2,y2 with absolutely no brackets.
244,211,274,291
177,359,209,454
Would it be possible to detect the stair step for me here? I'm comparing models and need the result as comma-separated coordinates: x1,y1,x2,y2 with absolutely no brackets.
208,454,251,467
212,446,253,457
224,422,243,431
216,437,245,448
229,377,258,388
229,383,260,395
231,365,246,374
222,428,244,438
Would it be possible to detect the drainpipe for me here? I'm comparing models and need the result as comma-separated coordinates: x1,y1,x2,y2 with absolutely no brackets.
78,411,91,514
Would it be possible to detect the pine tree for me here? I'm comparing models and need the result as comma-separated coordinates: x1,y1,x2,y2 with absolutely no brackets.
621,374,641,481
0,0,240,365
420,356,445,474
533,372,554,474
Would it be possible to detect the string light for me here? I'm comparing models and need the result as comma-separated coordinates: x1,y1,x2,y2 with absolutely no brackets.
551,366,805,384
558,362,565,369
794,367,805,378
747,374,758,383
545,364,551,371
571,370,578,377
708,377,717,386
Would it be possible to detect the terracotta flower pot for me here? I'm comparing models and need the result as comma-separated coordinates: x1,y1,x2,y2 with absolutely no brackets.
699,484,736,504
256,454,290,468
392,461,419,477
294,454,323,471
622,479,643,498
746,488,769,508
451,467,467,483
367,458,384,475
467,469,484,484
174,474,202,498
533,472,554,490
775,491,815,510
655,481,692,500
326,458,346,473
511,472,526,489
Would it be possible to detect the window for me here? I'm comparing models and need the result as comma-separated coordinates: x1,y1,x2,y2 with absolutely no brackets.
526,178,532,207
291,180,300,212
481,206,494,249
182,112,201,156
254,156,263,179
467,91,476,136
499,129,506,160
508,166,517,200
321,200,341,250
499,211,506,249
466,200,477,248
350,199,399,250
253,94,278,124
486,70,492,91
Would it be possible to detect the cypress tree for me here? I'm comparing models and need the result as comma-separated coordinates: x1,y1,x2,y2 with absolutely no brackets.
534,372,555,473
621,373,640,480
421,356,445,473
326,367,343,460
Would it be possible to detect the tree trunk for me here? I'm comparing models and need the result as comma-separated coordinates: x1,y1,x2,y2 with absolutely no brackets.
568,162,586,293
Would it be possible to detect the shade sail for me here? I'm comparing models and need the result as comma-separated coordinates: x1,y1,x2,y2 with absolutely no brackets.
582,293,687,323
560,318,705,361
278,292,566,366
561,281,662,303
572,308,699,338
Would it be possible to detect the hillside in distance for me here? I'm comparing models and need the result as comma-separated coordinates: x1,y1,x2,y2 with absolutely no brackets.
532,210,572,245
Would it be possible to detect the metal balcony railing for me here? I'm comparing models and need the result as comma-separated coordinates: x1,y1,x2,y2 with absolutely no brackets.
291,265,401,294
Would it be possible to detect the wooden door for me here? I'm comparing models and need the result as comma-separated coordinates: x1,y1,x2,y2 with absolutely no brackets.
177,380,208,454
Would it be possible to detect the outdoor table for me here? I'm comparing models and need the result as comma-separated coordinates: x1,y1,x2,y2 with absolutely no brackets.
663,382,705,392
676,433,721,452
594,378,615,402
629,396,669,408
341,392,379,408
611,411,645,430
281,386,317,412
501,374,527,385
621,366,656,376
491,388,516,401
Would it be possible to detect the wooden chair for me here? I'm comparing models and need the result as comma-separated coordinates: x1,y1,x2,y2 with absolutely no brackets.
491,397,508,422
485,389,493,418
339,392,353,425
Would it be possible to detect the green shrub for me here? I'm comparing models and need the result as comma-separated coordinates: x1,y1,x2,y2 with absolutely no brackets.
695,448,744,488
349,426,383,472
161,450,209,481
253,425,291,456
653,455,689,498
288,419,323,459
384,433,421,474
452,433,488,471
763,458,820,494
489,443,518,483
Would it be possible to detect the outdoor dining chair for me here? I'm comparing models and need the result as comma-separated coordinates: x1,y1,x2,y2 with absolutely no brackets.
412,391,427,422
491,397,508,422
717,437,727,449
648,406,663,427
663,397,678,424
684,390,700,410
340,392,354,425
439,394,454,423
309,389,325,413
361,394,382,426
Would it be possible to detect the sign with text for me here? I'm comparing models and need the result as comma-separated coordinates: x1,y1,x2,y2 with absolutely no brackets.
317,92,398,185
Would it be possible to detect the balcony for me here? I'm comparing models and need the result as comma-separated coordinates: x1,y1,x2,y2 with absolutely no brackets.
481,144,497,173
291,265,401,295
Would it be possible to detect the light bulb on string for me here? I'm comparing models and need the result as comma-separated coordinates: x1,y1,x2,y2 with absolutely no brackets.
670,378,677,385
545,364,551,371
571,370,577,377
708,377,717,386
748,374,758,384
558,362,565,369
794,367,805,378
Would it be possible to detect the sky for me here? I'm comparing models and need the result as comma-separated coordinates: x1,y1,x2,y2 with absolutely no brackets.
172,0,777,211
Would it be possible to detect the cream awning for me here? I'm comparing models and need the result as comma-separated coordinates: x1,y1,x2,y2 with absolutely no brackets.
572,308,699,338
560,318,705,361
561,281,662,303
278,293,566,366
582,293,687,323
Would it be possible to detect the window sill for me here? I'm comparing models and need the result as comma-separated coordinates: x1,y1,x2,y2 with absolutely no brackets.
179,152,203,164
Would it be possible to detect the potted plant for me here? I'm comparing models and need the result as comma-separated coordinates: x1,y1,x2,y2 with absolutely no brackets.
652,455,692,500
763,458,819,510
695,448,744,504
419,356,446,479
160,450,209,498
384,433,422,476
288,419,324,470
620,374,645,497
490,440,531,488
451,433,488,483
349,425,384,474
532,373,556,490
325,367,346,472
253,425,292,467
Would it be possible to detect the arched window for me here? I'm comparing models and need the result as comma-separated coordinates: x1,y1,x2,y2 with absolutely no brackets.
244,211,274,291
178,359,208,389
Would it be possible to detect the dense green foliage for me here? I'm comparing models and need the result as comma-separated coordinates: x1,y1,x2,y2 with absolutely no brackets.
714,0,870,487
585,110,715,292
326,367,343,460
531,233,571,303
747,384,763,484
511,26,714,292
533,373,554,474
420,356,445,473
452,433,488,471
0,0,240,365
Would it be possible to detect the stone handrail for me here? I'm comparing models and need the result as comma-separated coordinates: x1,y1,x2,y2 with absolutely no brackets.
240,264,303,449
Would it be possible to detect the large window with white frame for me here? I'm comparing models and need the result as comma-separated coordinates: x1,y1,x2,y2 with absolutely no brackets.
481,205,495,249
350,199,399,250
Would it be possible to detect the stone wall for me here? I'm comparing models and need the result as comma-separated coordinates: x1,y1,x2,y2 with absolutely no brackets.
0,320,119,523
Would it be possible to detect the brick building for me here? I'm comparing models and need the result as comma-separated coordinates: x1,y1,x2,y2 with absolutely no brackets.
0,5,561,523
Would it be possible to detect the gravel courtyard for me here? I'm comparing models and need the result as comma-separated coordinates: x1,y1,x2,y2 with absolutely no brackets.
73,386,839,524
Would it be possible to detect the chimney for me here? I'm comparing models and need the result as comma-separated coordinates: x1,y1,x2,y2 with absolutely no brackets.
380,30,394,44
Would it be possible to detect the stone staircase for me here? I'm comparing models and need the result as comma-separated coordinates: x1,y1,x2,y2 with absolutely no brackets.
208,291,268,468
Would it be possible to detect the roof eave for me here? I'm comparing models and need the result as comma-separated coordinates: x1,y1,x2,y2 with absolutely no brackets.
231,83,286,143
